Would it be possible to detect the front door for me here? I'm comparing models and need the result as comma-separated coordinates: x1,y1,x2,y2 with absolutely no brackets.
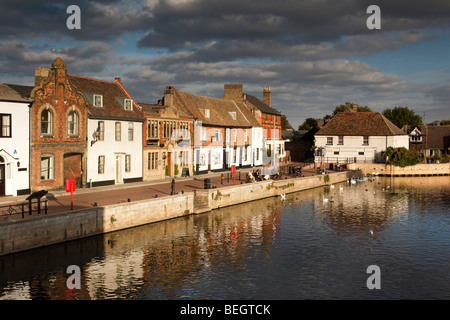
0,164,5,196
115,155,123,184
63,153,82,188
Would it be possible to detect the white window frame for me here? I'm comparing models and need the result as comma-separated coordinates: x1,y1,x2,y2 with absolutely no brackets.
93,94,103,108
115,122,121,141
40,156,54,180
124,99,133,111
68,110,78,135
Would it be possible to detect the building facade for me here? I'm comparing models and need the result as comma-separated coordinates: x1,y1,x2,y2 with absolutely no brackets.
314,111,409,164
141,100,193,181
0,84,32,196
29,58,144,191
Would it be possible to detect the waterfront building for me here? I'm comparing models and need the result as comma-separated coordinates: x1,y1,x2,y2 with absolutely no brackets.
222,84,287,164
162,86,261,174
402,123,450,159
141,100,194,180
314,107,409,164
30,58,144,191
0,84,32,196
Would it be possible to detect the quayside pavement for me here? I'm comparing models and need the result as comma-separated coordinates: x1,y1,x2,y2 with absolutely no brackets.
0,163,325,223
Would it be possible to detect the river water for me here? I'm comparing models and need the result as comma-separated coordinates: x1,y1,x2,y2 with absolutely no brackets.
0,176,449,300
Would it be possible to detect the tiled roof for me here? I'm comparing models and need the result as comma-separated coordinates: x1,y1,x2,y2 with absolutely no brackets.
172,88,261,128
0,83,33,102
244,93,281,115
404,125,450,149
69,75,145,121
316,112,406,136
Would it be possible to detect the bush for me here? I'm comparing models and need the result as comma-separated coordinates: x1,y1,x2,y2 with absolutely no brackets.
383,147,423,167
165,165,170,176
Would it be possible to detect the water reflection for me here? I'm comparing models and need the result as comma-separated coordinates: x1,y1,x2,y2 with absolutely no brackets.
0,176,449,299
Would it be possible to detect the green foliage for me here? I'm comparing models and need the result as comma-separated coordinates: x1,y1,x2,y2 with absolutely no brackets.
383,147,424,167
332,104,372,116
298,118,318,130
280,114,293,130
324,174,330,183
174,164,179,175
382,106,422,128
165,165,170,176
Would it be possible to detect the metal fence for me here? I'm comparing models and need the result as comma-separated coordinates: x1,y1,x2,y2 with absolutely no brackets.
0,199,48,221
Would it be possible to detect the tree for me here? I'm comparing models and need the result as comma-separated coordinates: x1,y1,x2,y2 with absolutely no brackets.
382,106,422,128
298,118,318,131
332,104,372,116
280,114,293,130
383,147,423,167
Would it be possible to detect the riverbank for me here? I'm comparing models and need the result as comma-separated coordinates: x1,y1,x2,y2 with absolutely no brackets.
347,162,449,176
0,171,348,256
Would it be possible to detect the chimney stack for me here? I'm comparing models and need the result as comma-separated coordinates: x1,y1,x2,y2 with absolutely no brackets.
224,84,243,101
35,66,50,87
164,86,175,107
263,86,271,107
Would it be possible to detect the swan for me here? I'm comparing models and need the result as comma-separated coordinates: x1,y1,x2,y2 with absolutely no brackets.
339,186,343,191
323,196,329,203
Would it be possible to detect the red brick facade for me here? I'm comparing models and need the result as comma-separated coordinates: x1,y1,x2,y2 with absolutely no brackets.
30,58,88,191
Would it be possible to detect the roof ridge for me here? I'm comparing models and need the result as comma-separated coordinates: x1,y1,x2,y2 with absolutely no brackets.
69,74,116,85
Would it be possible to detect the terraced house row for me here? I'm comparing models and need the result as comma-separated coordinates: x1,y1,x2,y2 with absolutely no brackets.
0,58,286,196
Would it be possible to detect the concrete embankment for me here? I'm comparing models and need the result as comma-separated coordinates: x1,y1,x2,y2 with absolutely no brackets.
0,172,347,256
348,163,449,176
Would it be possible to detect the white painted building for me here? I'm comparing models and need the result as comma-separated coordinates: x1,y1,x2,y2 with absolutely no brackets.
69,75,145,187
314,111,409,164
0,84,32,196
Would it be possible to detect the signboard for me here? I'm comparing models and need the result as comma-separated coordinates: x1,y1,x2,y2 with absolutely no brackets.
66,178,76,210
65,178,76,192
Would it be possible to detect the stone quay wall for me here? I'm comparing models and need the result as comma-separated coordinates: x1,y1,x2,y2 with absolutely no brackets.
0,172,347,256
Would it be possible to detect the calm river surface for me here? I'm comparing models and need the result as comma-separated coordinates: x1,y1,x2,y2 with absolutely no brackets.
0,176,449,300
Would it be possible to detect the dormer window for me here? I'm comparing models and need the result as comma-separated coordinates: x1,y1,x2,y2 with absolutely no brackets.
229,111,236,120
124,99,133,111
93,94,103,108
201,108,210,119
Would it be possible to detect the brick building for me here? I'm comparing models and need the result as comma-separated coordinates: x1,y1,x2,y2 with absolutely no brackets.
30,58,89,192
222,84,286,161
141,99,194,180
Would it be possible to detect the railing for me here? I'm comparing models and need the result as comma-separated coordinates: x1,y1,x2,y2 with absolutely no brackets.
0,199,48,221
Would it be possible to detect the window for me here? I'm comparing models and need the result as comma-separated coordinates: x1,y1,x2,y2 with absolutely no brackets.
93,94,103,108
98,156,105,174
358,151,365,156
204,108,210,118
338,136,344,145
229,111,236,120
363,136,369,145
98,121,105,141
163,121,176,138
326,137,333,145
256,148,259,161
125,155,131,172
148,120,159,138
41,110,52,134
179,122,189,139
124,99,133,111
214,129,221,142
244,129,248,142
244,146,248,161
40,156,53,180
128,122,134,141
233,129,237,143
0,114,11,137
200,128,207,141
68,110,78,135
334,151,339,155
115,122,121,141
226,128,230,143
181,151,189,166
148,152,158,170
233,147,237,163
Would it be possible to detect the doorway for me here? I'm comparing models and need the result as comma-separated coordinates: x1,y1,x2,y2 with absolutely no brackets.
0,163,5,196
115,155,123,184
63,153,82,188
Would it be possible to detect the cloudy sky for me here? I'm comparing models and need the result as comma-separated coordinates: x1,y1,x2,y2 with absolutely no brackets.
1,0,449,128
